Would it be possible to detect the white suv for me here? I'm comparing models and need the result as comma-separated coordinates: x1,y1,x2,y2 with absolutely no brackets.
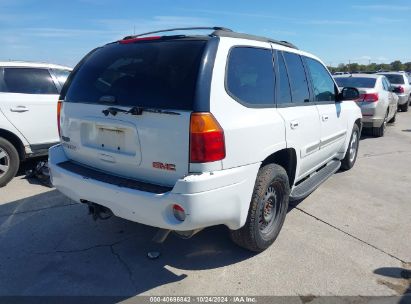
0,61,71,186
49,27,362,252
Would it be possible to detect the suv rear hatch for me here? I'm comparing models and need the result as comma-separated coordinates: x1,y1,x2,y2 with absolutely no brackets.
60,37,211,187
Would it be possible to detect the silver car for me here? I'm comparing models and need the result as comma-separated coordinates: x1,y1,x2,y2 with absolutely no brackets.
377,72,411,112
334,74,398,137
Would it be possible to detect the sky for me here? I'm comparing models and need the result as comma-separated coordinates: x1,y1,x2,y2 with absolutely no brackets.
0,0,410,68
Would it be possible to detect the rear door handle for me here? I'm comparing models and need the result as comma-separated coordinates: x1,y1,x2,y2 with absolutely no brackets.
290,120,299,129
10,106,29,112
322,115,329,122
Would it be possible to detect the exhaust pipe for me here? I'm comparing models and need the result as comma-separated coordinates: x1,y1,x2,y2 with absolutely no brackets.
80,200,113,221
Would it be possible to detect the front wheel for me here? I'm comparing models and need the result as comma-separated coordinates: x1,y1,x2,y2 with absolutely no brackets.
230,164,289,252
0,137,20,187
388,110,396,123
340,124,360,171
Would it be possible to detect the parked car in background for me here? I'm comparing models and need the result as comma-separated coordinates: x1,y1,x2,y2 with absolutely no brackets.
377,72,411,112
49,27,362,252
334,74,398,137
0,61,71,187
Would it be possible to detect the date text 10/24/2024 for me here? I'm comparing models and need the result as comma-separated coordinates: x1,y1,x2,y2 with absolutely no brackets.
149,297,257,303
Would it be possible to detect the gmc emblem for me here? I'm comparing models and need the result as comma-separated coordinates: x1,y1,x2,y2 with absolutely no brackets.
152,162,176,171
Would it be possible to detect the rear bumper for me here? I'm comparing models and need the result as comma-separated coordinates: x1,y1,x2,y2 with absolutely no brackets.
49,145,259,231
362,117,384,128
397,94,409,105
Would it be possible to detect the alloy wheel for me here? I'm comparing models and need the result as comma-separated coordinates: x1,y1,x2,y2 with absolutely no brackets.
349,131,358,163
0,148,10,178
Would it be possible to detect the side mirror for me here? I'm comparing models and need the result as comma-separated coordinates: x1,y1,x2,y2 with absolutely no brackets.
338,87,360,101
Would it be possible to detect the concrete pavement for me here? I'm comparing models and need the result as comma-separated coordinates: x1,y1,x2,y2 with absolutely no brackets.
0,111,410,297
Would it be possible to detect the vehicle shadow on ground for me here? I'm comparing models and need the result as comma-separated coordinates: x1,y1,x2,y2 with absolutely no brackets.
0,190,255,298
374,267,411,303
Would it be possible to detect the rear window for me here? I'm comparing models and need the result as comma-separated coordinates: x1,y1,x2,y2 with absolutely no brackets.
65,40,207,110
0,68,58,94
380,74,404,84
334,77,376,88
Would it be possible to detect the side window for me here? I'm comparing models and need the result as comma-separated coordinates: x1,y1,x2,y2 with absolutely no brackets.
305,57,336,102
0,68,6,92
226,47,275,106
2,68,58,94
382,77,389,91
52,69,71,88
283,52,310,103
277,51,292,104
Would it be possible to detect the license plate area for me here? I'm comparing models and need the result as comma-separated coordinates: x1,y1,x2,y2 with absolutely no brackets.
97,127,125,153
80,121,139,157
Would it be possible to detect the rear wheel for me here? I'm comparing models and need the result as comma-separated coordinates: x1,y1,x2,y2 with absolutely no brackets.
400,102,409,112
0,137,20,187
372,111,388,137
230,164,289,252
340,124,360,171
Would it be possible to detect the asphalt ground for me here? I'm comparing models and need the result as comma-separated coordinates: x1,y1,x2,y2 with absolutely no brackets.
0,110,410,299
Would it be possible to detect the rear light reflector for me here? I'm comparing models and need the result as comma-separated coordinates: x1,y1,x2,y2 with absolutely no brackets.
397,86,405,93
359,93,379,102
119,36,161,44
57,100,63,137
172,204,186,222
190,113,225,163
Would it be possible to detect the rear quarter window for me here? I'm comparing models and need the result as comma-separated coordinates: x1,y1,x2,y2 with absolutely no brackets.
0,68,58,94
65,40,207,110
52,69,71,88
226,47,275,107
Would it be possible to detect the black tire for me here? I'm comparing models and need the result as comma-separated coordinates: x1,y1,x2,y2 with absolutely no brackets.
372,111,388,137
340,124,360,171
0,137,20,187
388,111,396,123
400,102,409,112
230,164,289,252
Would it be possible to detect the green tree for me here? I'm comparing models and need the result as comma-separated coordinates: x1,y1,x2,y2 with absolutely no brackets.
349,63,359,72
390,60,404,71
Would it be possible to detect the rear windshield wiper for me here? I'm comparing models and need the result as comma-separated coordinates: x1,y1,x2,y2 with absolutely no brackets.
102,106,180,117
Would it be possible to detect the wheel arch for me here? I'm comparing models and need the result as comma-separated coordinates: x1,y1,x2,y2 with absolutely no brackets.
260,148,297,187
0,128,25,160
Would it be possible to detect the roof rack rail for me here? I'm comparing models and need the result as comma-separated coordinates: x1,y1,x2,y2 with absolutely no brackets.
123,27,233,40
212,30,298,49
121,26,298,50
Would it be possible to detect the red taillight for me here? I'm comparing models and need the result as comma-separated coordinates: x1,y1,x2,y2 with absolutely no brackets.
397,86,405,93
359,93,379,102
190,113,225,163
57,100,63,137
119,36,161,44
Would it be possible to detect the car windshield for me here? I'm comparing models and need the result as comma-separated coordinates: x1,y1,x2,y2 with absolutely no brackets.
380,74,404,84
334,77,376,88
65,39,207,110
